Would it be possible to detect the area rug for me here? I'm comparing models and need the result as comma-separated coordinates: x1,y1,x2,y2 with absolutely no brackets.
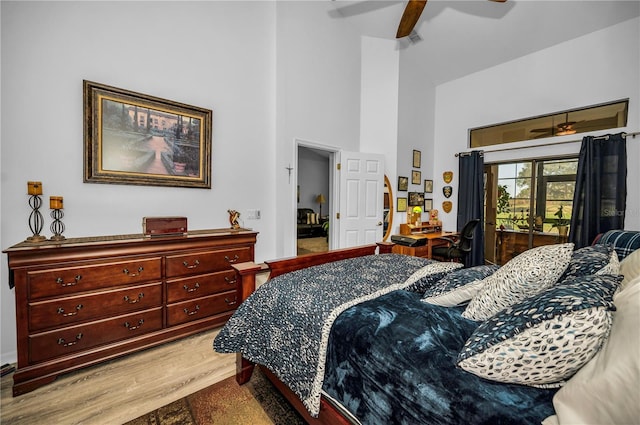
124,367,305,425
297,236,328,255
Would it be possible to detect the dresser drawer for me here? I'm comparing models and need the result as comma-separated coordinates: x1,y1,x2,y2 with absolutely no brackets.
28,282,163,332
166,291,238,326
166,247,251,278
27,258,162,299
166,270,237,303
29,307,163,364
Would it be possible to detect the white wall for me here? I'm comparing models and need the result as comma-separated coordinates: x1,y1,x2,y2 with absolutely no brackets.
0,1,280,364
431,17,640,232
360,36,400,232
2,1,637,368
397,49,437,229
274,1,363,258
298,148,329,213
0,0,366,364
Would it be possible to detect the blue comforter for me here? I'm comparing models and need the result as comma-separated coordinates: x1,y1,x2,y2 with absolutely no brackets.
323,290,556,425
214,254,439,416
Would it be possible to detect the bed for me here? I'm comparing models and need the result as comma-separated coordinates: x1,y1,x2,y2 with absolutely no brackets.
214,232,640,425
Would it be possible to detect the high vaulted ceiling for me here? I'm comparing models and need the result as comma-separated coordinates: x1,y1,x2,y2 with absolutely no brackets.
329,0,640,85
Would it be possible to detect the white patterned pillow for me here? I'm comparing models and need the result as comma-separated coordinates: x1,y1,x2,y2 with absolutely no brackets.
457,274,621,387
550,275,640,424
422,265,499,306
595,250,620,276
462,243,574,321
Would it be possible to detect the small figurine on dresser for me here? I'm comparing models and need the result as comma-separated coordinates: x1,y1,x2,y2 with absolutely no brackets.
228,209,241,230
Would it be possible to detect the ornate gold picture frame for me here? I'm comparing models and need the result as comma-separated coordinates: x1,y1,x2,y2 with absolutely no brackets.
84,80,212,188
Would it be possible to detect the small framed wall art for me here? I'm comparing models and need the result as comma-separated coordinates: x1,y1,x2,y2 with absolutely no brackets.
412,150,421,168
408,191,424,207
424,179,433,193
397,197,407,212
398,176,409,191
424,198,433,211
412,170,421,185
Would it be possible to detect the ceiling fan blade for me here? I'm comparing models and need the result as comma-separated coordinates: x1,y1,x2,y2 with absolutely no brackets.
530,128,555,133
396,0,427,38
489,0,508,2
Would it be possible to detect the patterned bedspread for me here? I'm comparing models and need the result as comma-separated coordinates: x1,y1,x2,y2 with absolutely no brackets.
213,254,440,416
323,290,556,424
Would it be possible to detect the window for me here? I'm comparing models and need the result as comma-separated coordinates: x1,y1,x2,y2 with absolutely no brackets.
470,99,628,148
485,158,578,265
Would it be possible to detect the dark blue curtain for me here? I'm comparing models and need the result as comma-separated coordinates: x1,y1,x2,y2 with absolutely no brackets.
457,151,484,266
569,133,627,249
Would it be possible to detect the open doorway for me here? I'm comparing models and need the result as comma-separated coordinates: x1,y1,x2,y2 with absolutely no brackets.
296,145,333,255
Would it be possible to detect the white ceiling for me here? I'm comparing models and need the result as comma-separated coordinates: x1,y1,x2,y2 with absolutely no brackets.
329,0,640,85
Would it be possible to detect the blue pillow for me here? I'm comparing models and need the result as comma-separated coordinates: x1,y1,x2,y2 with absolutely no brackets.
457,274,622,387
595,230,640,261
405,262,464,293
559,244,613,282
422,265,499,306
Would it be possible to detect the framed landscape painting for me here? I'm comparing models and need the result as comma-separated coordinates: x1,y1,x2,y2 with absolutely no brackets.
84,80,212,188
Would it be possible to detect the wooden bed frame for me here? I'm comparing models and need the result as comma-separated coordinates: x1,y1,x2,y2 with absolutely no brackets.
231,242,395,425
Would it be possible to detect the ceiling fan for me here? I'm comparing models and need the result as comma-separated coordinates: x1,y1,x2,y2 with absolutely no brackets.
530,113,584,138
396,0,508,38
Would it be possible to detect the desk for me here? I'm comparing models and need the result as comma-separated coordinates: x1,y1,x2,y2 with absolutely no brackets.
391,232,457,259
494,230,568,265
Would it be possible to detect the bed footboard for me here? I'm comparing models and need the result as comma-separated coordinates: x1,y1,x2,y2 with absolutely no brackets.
229,242,394,419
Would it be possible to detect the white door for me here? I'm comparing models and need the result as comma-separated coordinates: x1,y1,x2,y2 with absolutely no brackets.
337,151,385,248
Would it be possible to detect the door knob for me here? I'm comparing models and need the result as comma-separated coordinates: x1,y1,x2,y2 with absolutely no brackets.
377,221,383,226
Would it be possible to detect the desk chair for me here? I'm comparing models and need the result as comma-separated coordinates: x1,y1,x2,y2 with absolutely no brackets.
431,219,480,263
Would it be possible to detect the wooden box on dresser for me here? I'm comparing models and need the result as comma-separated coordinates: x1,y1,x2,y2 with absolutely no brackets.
3,228,257,396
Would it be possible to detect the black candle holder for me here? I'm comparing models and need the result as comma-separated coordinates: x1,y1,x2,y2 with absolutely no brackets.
50,209,66,241
26,195,47,243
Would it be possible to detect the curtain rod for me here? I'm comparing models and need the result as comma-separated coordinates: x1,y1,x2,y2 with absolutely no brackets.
455,131,639,157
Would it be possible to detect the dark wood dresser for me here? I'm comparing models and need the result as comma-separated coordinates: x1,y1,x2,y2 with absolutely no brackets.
3,228,257,396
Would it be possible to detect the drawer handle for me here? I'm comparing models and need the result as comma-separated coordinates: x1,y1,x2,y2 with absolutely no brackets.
57,304,83,317
57,333,83,347
56,275,82,287
123,293,144,304
225,296,238,306
224,276,237,285
124,319,144,331
183,305,200,316
123,266,144,277
224,255,240,264
182,260,200,269
183,282,200,293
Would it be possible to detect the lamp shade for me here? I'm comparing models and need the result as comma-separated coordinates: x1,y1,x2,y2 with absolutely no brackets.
316,194,326,204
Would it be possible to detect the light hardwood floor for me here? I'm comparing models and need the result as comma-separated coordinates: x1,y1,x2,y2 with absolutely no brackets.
1,328,235,425
1,272,269,425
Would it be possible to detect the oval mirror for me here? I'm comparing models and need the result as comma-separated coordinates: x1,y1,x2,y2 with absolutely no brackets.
383,175,394,242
